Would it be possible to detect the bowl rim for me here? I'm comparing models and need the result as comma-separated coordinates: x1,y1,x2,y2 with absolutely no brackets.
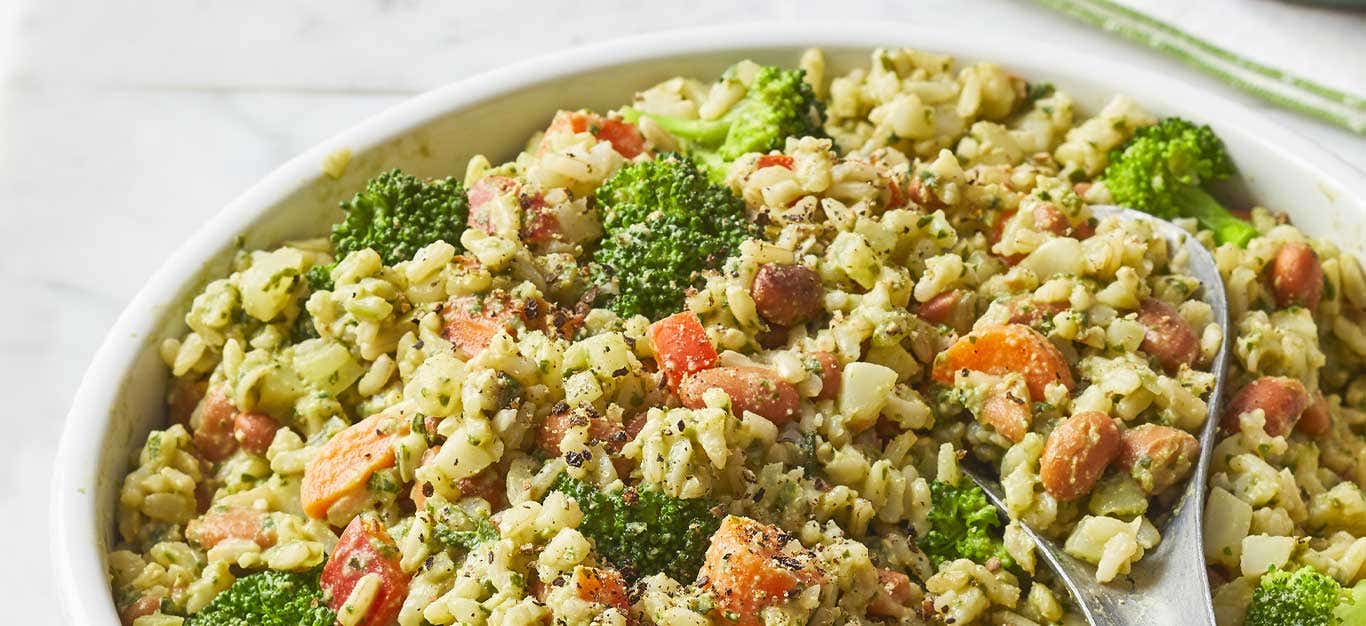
51,20,1366,623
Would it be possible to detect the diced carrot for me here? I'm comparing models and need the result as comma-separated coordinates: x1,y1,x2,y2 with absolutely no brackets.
467,175,563,245
466,175,520,235
931,323,1074,401
699,516,820,626
441,313,504,358
520,204,561,245
906,175,945,209
755,154,795,170
573,566,631,613
884,173,907,209
595,118,647,159
540,110,646,158
441,292,575,358
440,295,515,359
185,507,276,549
648,312,718,389
322,514,409,626
301,413,397,519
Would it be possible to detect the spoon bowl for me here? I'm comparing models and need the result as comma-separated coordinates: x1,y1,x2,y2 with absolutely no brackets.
964,205,1230,626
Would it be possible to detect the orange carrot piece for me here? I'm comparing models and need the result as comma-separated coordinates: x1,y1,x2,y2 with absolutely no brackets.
301,413,397,519
648,312,718,389
699,516,820,626
573,566,631,613
931,323,1074,401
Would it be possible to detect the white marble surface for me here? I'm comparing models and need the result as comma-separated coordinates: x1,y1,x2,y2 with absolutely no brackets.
1,0,1361,620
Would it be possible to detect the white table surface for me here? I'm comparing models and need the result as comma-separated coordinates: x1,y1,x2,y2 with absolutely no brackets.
1,0,1362,619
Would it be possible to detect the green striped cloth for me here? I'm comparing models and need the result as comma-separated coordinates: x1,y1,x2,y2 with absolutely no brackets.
1036,0,1366,134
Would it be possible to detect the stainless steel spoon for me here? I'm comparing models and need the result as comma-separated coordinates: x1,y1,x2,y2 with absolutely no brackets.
962,205,1231,626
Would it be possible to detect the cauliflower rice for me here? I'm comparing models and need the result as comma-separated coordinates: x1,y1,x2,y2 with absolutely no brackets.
107,47,1366,626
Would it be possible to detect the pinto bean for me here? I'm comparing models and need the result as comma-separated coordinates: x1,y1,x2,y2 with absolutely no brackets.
917,290,965,325
1040,411,1121,501
168,378,207,426
1032,203,1070,235
1032,203,1094,239
679,367,800,424
1296,395,1332,437
191,390,238,462
988,209,1015,247
1116,424,1199,494
810,351,842,401
751,263,823,327
868,568,915,618
1006,297,1068,327
537,404,627,456
456,469,507,509
120,594,163,626
755,325,790,350
978,389,1032,443
232,412,279,456
1223,376,1310,436
1137,298,1201,373
1270,242,1323,311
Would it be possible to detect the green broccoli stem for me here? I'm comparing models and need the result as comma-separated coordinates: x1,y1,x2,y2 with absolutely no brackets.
1172,185,1258,247
648,114,730,147
620,107,729,147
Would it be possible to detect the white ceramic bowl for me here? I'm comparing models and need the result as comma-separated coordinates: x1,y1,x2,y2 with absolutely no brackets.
52,22,1366,623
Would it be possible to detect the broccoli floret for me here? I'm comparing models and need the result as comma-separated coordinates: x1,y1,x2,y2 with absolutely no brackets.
1245,565,1345,626
330,169,469,265
427,496,500,551
625,64,823,181
918,480,1015,570
186,568,335,626
551,473,721,582
1333,580,1366,625
304,263,334,291
591,154,754,319
1100,117,1257,246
